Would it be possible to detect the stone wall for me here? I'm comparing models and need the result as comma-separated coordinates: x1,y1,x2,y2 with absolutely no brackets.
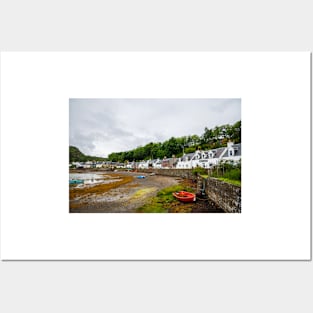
141,168,197,180
204,177,241,213
141,169,241,213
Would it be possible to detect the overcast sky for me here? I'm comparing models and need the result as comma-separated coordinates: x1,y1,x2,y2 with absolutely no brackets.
69,99,241,157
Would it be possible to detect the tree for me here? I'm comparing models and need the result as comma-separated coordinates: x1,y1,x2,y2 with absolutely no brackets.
151,142,162,159
232,120,241,143
133,146,145,161
107,120,241,162
202,127,213,144
162,137,180,158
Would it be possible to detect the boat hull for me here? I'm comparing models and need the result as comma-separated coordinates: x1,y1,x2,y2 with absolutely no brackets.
69,179,84,184
172,191,196,203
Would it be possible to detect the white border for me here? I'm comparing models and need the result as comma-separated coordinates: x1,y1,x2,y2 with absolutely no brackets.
0,52,311,260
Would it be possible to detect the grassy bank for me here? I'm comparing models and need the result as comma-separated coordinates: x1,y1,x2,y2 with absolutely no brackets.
215,177,241,187
136,184,194,213
210,161,241,187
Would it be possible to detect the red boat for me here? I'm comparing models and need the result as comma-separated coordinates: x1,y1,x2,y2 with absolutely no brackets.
172,191,196,203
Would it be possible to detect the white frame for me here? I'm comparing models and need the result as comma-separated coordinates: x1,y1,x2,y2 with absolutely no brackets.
0,52,311,260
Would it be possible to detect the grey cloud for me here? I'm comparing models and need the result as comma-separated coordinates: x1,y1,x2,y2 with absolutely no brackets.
70,133,97,154
69,98,241,157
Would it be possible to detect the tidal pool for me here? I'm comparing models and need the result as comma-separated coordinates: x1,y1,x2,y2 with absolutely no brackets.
69,172,121,186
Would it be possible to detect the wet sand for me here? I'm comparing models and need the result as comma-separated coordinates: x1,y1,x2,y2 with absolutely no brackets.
70,171,181,213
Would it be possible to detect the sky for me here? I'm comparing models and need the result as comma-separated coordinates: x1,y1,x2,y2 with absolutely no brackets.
69,99,241,157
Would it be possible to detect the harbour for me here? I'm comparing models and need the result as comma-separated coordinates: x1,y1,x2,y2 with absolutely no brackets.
69,169,225,213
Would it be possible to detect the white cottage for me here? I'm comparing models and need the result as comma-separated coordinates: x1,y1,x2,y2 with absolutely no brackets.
152,159,162,169
176,153,195,169
222,142,241,163
175,143,241,169
138,160,150,169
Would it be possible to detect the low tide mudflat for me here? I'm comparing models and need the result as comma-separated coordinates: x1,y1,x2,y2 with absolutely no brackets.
69,170,181,213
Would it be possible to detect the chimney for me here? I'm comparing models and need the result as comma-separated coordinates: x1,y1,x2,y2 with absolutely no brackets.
227,141,234,148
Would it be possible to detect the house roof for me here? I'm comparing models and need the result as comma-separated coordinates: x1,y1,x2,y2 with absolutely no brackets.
162,157,176,162
179,144,241,161
233,143,241,156
182,153,195,161
214,147,227,158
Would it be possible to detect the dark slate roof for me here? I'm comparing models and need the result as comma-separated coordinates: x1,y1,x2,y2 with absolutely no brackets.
163,157,177,162
233,143,241,156
182,153,195,161
214,147,227,158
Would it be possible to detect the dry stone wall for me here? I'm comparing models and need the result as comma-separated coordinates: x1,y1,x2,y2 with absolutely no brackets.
205,177,241,213
141,168,197,180
141,169,241,213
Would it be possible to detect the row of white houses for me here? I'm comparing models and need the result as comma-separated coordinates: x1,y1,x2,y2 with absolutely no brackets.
177,142,241,169
70,142,241,170
138,142,241,169
70,160,125,169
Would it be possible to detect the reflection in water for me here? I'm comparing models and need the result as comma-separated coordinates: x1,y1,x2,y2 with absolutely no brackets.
69,173,121,187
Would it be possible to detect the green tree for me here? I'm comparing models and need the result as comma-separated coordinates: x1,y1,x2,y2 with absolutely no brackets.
232,120,241,143
106,120,241,162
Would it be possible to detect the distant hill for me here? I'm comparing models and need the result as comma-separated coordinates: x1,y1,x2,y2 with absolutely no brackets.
69,146,106,162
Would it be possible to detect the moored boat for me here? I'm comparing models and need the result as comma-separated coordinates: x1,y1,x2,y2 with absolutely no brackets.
172,191,196,202
69,179,84,184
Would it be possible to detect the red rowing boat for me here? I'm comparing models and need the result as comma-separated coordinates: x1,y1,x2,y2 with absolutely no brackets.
172,191,196,203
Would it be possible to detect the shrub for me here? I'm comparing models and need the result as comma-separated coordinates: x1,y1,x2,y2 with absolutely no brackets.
192,167,207,176
211,161,241,182
223,168,241,181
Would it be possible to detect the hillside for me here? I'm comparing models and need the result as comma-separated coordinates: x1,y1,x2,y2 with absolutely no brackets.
69,146,106,162
108,120,241,162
